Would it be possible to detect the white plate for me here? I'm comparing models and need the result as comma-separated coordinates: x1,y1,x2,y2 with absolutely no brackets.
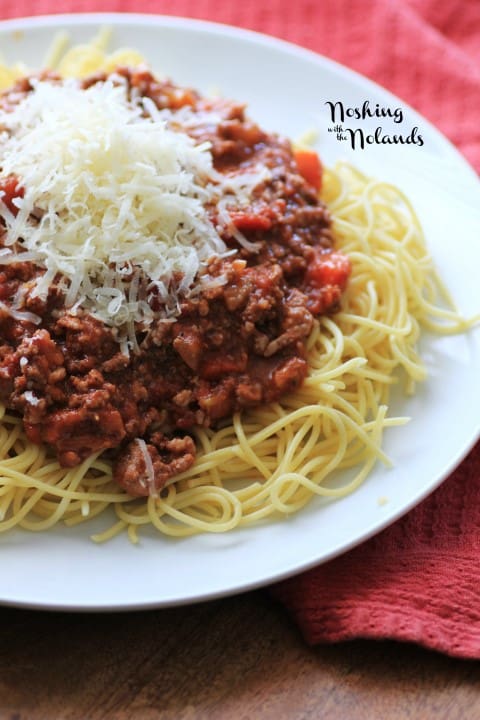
0,13,478,611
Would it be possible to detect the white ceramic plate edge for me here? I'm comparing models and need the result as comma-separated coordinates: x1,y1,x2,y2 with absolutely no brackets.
0,13,478,611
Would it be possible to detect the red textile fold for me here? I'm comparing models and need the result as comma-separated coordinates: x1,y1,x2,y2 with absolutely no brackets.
0,0,479,657
272,442,480,659
0,0,479,170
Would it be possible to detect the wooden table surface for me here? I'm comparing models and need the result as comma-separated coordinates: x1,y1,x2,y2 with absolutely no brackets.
1,590,479,720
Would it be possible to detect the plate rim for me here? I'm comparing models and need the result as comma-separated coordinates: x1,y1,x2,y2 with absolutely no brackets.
1,11,479,184
0,12,478,612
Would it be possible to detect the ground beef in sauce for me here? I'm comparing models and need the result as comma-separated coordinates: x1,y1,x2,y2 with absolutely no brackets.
0,68,351,496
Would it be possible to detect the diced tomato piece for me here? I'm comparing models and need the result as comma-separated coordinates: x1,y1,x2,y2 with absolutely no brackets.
293,149,323,192
230,212,272,231
247,263,278,292
197,381,234,419
32,407,126,466
200,353,247,380
169,88,196,109
305,250,351,290
0,175,24,215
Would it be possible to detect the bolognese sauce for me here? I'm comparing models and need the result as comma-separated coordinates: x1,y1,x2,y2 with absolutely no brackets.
0,68,350,496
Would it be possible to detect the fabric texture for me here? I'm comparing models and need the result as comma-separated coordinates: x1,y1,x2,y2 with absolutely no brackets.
0,0,479,658
272,443,480,659
0,0,479,169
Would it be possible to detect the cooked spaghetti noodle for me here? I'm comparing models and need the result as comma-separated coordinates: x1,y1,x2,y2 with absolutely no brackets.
0,37,476,541
0,28,146,89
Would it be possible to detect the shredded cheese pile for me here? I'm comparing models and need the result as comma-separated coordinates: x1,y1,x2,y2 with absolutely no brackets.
0,75,267,349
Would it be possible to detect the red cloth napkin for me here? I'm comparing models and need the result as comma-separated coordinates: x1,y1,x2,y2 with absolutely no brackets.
1,0,479,170
272,443,480,659
1,0,479,658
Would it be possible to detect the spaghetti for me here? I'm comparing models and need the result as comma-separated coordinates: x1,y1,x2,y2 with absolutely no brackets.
0,37,476,541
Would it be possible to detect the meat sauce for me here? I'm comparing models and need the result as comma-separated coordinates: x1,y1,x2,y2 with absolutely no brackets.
0,69,350,496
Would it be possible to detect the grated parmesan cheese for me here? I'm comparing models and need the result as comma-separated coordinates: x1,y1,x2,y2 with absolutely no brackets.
135,437,157,496
0,76,269,349
23,390,40,406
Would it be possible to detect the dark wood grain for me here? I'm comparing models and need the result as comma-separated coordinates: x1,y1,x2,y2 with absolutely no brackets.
0,592,479,720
